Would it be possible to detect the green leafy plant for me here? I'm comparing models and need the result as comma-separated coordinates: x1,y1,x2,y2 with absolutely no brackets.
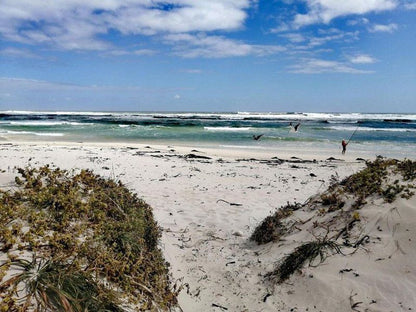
1,256,122,312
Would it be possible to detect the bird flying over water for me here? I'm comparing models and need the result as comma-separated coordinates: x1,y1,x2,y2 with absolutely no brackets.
252,134,264,141
289,122,301,132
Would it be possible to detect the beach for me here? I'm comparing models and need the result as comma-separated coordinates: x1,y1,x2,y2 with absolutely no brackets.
1,141,414,311
3,0,416,309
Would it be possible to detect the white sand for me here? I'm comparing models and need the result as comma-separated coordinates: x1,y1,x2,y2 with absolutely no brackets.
0,142,415,311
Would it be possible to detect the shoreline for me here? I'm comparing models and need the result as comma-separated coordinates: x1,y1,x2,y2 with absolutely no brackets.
2,139,413,161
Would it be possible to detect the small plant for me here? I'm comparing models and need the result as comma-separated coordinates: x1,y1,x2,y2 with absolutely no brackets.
0,256,122,312
351,196,366,210
382,183,405,203
267,237,343,284
397,159,416,181
340,157,395,198
250,202,301,244
320,191,345,212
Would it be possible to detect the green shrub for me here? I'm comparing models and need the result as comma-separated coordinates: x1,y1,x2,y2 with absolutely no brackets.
0,166,177,311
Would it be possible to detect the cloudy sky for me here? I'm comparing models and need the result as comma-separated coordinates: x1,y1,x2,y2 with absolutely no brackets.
0,0,415,112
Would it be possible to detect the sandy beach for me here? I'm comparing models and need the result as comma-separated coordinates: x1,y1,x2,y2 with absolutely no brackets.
1,141,415,311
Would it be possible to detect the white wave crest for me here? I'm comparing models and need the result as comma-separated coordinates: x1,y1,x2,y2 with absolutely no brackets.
204,127,251,132
2,111,416,121
8,121,86,126
329,126,416,132
6,130,65,136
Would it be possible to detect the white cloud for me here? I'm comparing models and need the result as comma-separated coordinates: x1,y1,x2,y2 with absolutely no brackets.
0,77,191,110
270,23,291,33
403,1,416,10
280,33,306,43
103,49,158,56
294,0,398,27
289,58,374,74
0,77,86,91
347,17,369,26
280,29,359,51
106,1,249,35
369,23,398,32
308,30,359,47
0,76,190,95
133,49,157,56
164,33,286,58
0,47,40,58
181,69,203,74
348,54,377,64
0,0,251,50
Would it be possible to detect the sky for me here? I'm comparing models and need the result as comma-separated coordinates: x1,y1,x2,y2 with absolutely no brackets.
0,0,415,112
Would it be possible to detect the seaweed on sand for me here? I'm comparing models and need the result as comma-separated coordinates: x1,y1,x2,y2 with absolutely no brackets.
267,238,343,284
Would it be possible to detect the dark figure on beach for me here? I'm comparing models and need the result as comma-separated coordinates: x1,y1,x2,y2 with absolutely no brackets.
342,139,348,154
289,122,301,132
253,134,264,141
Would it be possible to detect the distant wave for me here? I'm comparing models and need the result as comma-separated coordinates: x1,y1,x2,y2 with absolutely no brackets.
5,130,64,136
7,121,87,126
326,120,359,124
267,136,322,142
2,111,416,122
204,127,251,132
329,126,416,132
219,144,268,149
0,110,112,116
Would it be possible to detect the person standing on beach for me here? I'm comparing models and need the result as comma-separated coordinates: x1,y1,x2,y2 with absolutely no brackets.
341,139,348,154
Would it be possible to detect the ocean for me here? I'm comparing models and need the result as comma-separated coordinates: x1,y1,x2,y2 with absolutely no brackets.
1,111,416,158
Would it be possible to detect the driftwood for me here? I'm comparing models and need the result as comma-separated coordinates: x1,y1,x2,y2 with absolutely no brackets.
212,303,228,310
216,199,242,206
185,154,212,160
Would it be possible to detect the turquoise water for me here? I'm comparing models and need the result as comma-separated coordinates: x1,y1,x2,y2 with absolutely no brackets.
1,111,415,158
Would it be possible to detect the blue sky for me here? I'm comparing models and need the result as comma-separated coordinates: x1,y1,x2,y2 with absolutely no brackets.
0,0,415,112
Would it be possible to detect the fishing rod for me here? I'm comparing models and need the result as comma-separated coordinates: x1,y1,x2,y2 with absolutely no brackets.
347,126,359,144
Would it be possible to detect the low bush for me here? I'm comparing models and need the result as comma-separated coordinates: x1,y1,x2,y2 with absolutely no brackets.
0,166,177,311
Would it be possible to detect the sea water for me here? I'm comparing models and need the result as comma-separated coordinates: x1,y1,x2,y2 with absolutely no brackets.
1,111,415,158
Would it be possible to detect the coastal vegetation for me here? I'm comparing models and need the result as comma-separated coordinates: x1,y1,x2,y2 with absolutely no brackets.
250,202,301,244
0,166,178,311
252,157,416,284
